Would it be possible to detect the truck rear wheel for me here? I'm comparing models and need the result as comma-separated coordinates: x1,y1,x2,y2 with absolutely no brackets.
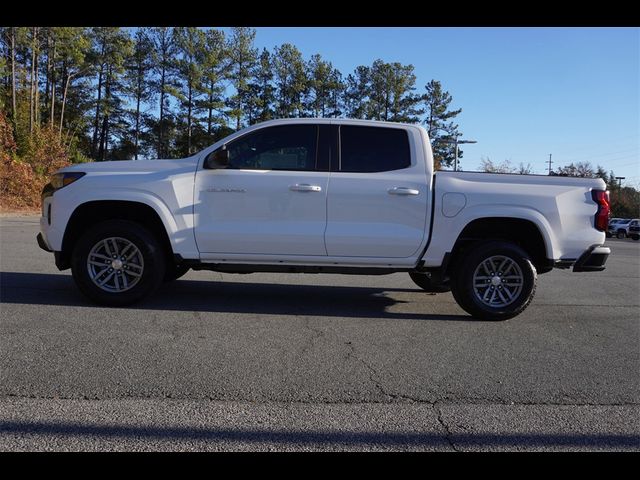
71,220,166,306
450,241,537,321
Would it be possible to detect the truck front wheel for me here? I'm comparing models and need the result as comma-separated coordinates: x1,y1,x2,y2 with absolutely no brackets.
71,220,166,306
450,241,537,321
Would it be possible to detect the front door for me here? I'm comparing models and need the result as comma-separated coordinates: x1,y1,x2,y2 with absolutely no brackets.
194,124,329,256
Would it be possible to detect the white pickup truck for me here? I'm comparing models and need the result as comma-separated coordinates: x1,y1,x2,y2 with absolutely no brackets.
37,118,611,320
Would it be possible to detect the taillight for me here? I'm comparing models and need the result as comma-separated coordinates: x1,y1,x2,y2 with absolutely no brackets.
591,190,610,232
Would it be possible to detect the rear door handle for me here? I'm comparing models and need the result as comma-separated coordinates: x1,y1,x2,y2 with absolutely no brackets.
388,187,420,196
290,184,322,192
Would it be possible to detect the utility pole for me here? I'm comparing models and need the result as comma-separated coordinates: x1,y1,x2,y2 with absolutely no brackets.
434,137,477,171
547,154,553,175
453,138,477,172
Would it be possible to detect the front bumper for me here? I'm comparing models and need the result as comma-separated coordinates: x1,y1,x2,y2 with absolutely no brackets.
37,232,70,270
36,232,53,252
572,245,610,272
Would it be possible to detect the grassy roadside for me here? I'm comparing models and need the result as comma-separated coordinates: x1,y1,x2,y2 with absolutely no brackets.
0,207,40,217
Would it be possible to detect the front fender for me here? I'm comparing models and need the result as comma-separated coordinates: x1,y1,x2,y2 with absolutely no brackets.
48,187,199,259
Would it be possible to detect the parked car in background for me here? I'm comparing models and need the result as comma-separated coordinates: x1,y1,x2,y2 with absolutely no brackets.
627,219,640,240
606,218,624,238
608,218,631,238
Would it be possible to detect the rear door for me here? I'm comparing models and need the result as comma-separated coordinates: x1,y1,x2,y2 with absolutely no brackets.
324,124,428,258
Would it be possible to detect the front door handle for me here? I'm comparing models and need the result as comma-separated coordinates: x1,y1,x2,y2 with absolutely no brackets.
290,184,322,192
388,187,420,196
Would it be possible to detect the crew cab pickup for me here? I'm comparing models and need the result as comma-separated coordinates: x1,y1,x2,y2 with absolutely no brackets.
37,118,611,320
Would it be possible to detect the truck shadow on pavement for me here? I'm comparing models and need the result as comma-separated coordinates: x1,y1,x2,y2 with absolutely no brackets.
0,271,473,322
1,420,638,450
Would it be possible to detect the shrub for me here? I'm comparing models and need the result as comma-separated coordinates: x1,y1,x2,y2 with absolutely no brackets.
0,112,70,211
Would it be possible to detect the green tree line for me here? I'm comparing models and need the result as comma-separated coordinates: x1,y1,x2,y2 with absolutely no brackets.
0,26,464,168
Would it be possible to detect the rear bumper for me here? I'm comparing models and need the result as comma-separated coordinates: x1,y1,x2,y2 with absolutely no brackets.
554,245,610,272
572,245,610,272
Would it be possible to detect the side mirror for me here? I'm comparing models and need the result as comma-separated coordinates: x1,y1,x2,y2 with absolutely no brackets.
204,147,229,169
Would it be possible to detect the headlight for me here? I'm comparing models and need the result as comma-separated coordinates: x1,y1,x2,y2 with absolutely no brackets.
42,172,86,212
50,172,86,190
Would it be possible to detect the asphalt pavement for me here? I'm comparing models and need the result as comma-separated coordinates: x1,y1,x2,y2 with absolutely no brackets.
0,215,638,451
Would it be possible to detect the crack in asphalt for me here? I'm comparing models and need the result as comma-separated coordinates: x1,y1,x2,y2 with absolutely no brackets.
434,403,459,452
343,341,431,403
300,318,325,357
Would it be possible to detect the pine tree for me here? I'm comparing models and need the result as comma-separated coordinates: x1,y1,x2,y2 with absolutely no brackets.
387,63,423,123
5,28,30,140
273,43,308,118
326,69,344,118
149,27,178,158
368,60,391,120
28,27,39,133
89,27,133,160
368,60,422,123
124,28,154,160
343,66,371,119
226,27,257,130
55,27,90,139
199,29,227,141
307,54,334,117
173,27,206,156
0,29,9,112
245,48,275,125
422,79,462,169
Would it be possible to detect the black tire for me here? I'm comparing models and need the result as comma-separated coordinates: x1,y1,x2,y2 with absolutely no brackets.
617,230,626,239
408,271,451,292
605,232,612,238
71,220,166,306
164,263,190,282
631,234,640,241
450,241,537,321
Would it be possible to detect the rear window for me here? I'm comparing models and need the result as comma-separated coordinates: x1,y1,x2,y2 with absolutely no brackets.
339,126,411,173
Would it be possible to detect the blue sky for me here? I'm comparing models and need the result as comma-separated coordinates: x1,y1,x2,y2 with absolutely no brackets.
237,27,639,187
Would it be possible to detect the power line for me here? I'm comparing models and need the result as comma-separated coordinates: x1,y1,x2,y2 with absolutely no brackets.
550,155,639,169
602,160,640,169
558,148,639,165
551,135,639,157
566,146,638,157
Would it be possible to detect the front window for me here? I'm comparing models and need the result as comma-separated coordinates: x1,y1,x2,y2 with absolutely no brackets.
226,125,318,171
